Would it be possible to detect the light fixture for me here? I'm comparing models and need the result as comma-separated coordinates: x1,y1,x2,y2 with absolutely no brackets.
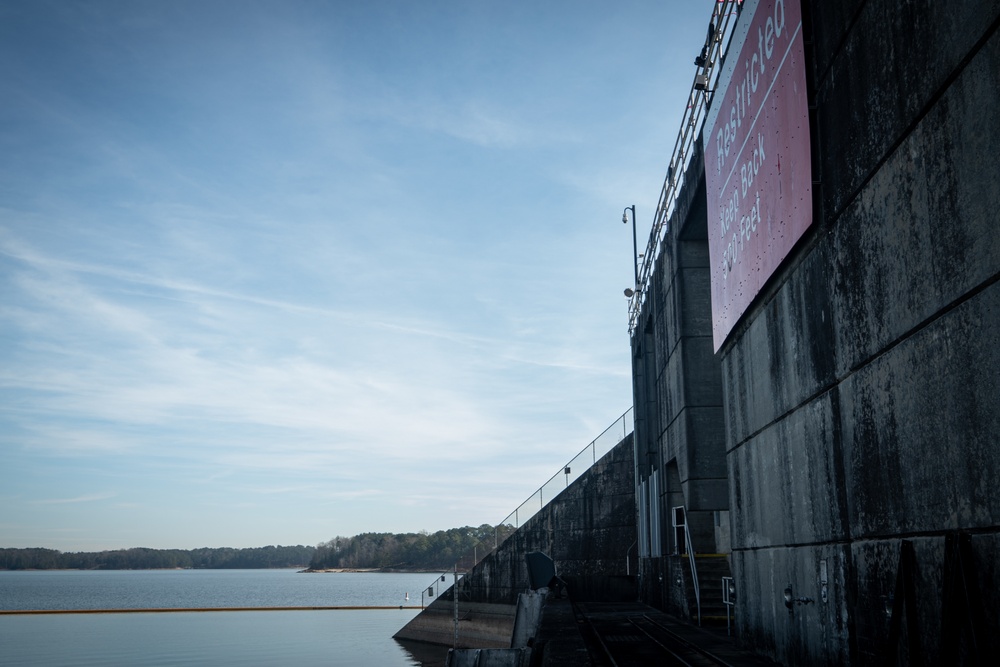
624,288,635,298
622,205,639,291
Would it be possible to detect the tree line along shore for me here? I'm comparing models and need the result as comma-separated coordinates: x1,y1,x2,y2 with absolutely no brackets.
2,524,512,571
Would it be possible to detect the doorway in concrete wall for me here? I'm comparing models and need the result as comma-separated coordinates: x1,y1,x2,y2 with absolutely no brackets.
672,506,687,555
666,461,685,554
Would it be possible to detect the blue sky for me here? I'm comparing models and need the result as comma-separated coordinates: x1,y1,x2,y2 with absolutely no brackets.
1,0,717,551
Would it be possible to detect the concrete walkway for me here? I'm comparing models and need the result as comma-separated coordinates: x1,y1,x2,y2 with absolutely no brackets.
535,598,779,666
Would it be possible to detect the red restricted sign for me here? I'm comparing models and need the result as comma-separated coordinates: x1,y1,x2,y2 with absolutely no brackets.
704,0,812,351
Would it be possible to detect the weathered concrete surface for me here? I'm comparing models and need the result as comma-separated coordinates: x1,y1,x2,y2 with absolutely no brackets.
649,154,726,513
446,647,530,667
728,393,846,549
731,543,854,665
510,590,543,649
630,141,730,620
395,435,636,648
395,599,516,650
839,286,1000,539
530,595,594,667
630,0,1000,664
457,434,636,607
812,0,1000,220
717,1,1000,665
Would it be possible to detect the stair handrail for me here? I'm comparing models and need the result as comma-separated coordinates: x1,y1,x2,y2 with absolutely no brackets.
684,515,701,626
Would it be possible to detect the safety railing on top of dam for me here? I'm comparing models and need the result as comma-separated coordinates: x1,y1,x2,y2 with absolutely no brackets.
419,407,634,605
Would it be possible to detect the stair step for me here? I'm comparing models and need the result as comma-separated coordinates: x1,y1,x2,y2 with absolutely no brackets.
681,552,733,622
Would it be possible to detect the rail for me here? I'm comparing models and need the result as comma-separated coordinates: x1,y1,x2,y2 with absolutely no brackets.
578,604,736,667
684,515,701,626
419,407,634,604
627,0,745,334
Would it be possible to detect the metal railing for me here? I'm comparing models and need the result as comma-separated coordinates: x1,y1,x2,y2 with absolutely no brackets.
684,514,701,626
627,0,745,334
419,407,634,605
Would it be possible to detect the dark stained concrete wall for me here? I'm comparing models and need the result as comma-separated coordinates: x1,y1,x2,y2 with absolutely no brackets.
394,435,636,647
644,150,728,516
720,1,1000,664
462,433,636,605
630,143,730,615
631,0,1000,664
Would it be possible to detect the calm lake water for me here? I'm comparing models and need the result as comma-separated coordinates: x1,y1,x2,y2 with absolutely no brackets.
0,569,450,666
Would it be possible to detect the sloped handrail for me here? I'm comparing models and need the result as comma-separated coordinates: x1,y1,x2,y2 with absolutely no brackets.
684,513,701,626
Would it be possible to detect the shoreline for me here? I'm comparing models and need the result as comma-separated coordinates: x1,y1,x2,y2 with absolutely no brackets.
0,606,424,615
298,568,376,573
3,566,442,574
298,568,440,574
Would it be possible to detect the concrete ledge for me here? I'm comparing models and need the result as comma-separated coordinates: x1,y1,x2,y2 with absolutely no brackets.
532,595,593,667
394,599,516,649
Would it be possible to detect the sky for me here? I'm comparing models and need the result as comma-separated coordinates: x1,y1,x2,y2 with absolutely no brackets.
1,0,718,551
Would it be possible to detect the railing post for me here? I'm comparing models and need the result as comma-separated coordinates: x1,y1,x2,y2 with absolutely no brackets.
453,564,459,648
684,517,701,626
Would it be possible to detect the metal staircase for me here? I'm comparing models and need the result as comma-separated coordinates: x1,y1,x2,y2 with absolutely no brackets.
687,554,732,624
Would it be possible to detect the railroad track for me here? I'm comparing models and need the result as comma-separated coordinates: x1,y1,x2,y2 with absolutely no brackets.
578,606,734,667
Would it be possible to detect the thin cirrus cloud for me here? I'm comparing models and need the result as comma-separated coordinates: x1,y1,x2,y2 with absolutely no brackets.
31,493,117,505
3,239,542,466
389,97,539,149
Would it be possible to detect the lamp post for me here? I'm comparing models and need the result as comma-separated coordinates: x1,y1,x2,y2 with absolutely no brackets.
622,205,639,291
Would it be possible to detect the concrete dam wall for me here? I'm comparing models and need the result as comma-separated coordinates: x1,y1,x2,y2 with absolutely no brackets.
394,433,635,648
629,0,1000,665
